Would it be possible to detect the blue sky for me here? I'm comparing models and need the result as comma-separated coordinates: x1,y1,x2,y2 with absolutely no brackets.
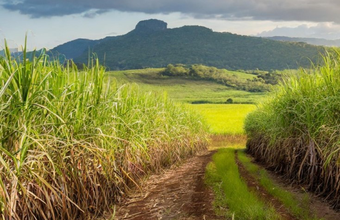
2,0,340,50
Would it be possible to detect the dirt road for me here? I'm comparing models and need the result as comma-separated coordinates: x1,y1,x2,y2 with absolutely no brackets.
113,147,340,220
114,151,222,220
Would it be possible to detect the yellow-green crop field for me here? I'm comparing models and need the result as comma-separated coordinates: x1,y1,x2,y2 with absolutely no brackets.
191,104,256,135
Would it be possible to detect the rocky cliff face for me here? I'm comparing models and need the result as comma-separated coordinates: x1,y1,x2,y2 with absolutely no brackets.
134,19,167,33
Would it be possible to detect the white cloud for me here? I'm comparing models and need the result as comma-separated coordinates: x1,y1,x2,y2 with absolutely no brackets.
258,22,340,39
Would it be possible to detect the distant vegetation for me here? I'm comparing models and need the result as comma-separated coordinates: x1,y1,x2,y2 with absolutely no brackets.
245,50,340,208
161,64,280,92
47,19,326,71
266,36,340,47
0,42,207,219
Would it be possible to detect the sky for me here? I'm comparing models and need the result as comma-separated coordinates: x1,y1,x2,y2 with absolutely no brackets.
2,0,340,50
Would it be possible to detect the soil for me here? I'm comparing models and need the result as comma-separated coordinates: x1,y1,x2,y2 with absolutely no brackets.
113,151,223,220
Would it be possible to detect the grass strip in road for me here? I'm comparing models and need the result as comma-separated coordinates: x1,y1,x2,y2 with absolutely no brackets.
205,148,279,219
238,150,321,220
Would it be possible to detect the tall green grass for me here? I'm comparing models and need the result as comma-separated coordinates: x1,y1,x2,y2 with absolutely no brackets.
245,50,340,207
0,40,207,219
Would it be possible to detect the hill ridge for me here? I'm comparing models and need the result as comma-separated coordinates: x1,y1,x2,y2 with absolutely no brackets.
50,19,325,71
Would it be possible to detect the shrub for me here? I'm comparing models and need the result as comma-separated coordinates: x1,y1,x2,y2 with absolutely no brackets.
226,98,233,104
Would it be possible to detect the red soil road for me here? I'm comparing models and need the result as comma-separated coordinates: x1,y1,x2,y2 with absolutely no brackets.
113,151,223,220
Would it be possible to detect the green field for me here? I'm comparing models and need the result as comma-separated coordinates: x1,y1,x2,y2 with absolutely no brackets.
191,104,256,134
108,68,260,135
225,70,257,80
107,68,267,104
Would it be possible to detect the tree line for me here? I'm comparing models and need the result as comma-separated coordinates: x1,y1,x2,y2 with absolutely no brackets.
161,64,281,92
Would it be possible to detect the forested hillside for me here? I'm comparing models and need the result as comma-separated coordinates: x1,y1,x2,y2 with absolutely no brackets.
49,19,325,71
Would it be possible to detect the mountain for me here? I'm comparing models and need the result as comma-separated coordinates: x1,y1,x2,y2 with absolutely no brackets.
0,48,19,56
266,36,340,47
50,39,100,60
51,19,325,71
0,49,46,62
